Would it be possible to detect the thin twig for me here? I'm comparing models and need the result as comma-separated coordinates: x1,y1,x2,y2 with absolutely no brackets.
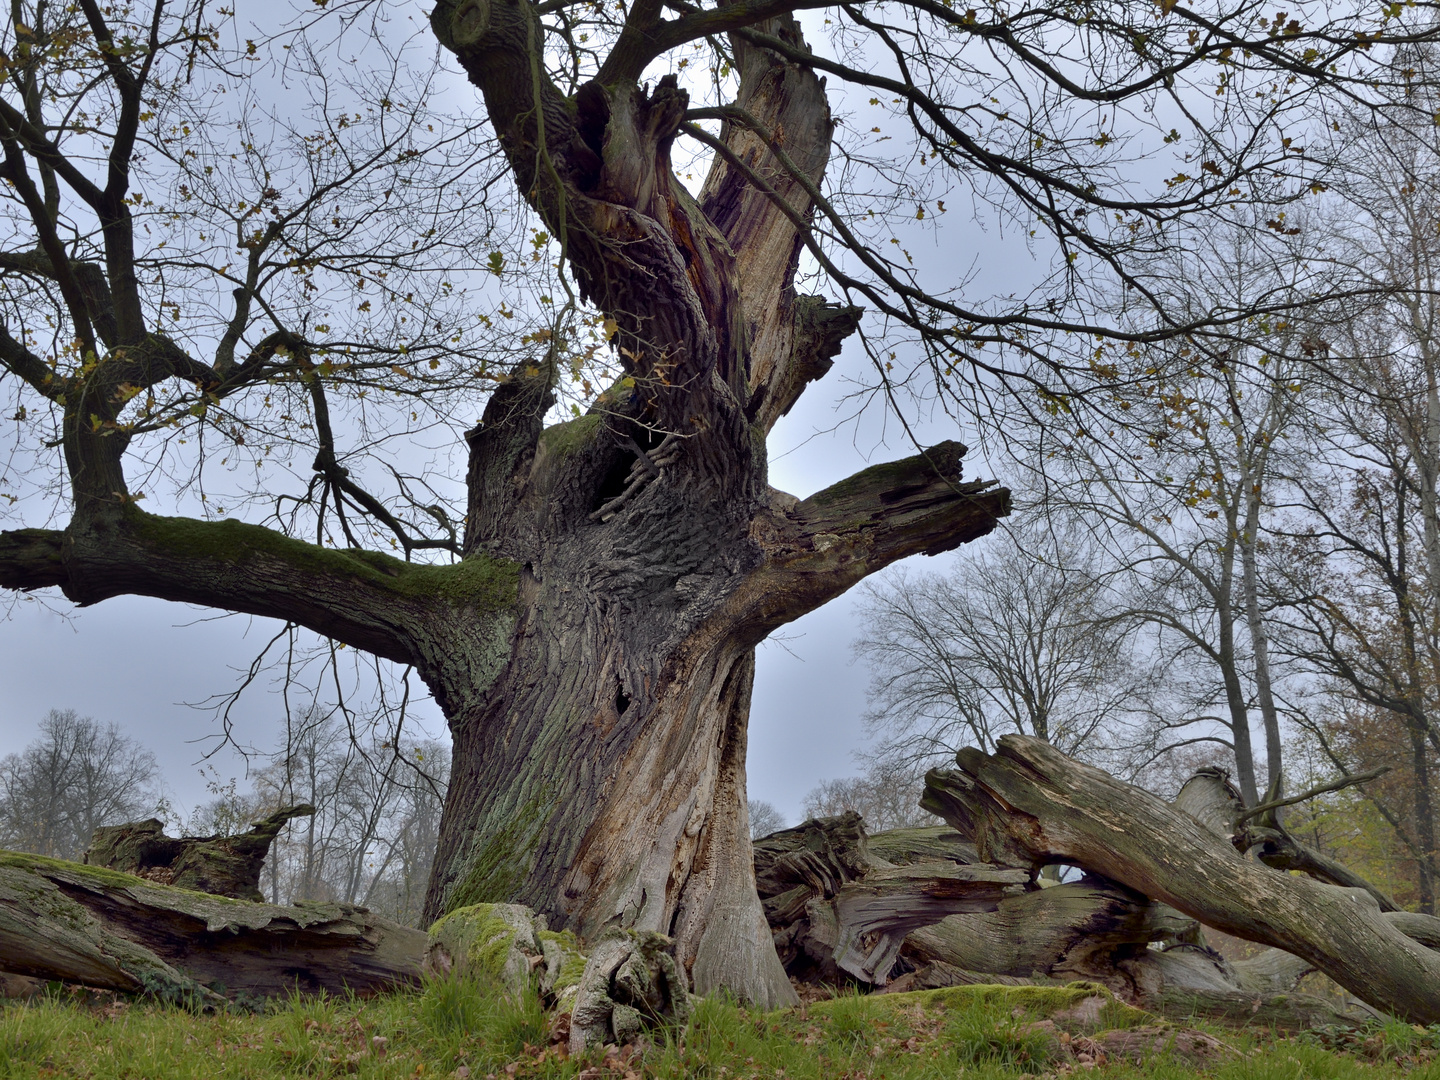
1235,766,1390,825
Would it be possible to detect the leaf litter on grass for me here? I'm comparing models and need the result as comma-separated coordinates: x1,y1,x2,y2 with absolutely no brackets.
0,977,1436,1080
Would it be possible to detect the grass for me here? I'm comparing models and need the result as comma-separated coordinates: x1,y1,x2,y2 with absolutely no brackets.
3,979,1440,1080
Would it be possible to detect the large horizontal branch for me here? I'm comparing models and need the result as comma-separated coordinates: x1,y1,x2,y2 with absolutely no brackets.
0,852,425,999
722,441,1009,641
0,511,519,669
0,528,66,590
922,735,1440,1024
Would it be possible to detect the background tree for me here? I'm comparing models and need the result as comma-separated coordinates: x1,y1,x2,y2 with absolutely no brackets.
1262,54,1440,913
188,707,450,925
801,760,939,832
855,519,1146,773
1278,356,1440,912
0,709,159,860
747,799,786,839
3,0,1439,1007
1014,284,1314,805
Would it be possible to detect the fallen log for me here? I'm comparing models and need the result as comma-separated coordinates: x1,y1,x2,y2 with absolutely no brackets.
1175,769,1399,911
752,814,1027,983
902,880,1195,982
0,851,426,1000
921,735,1440,1024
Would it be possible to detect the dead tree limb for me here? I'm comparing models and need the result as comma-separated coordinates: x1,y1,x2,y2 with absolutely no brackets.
752,814,1026,984
0,851,425,1000
83,805,315,902
903,880,1193,981
922,735,1440,1024
1175,768,1400,911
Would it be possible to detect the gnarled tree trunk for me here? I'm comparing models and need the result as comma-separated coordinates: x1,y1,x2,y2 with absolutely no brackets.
413,3,1010,1007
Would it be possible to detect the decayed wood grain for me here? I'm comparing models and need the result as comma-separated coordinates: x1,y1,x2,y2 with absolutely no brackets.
753,814,1026,983
0,852,425,1000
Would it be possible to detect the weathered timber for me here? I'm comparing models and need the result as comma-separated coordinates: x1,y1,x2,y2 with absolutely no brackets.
1175,768,1400,911
751,813,1027,984
903,881,1193,983
830,861,1029,982
84,805,315,902
0,851,425,999
922,735,1440,1023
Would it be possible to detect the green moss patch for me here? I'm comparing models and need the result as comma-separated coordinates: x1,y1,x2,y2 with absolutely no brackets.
803,442,964,510
443,792,549,914
127,511,519,613
537,413,602,460
536,929,586,998
427,903,543,1001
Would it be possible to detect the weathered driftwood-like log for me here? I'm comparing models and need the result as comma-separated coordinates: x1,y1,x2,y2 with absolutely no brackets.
752,814,1026,984
899,877,1364,1028
0,851,425,1000
830,861,1029,982
903,880,1194,982
84,805,315,902
922,736,1440,1024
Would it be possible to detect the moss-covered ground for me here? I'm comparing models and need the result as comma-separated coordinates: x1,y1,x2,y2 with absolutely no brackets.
3,979,1440,1080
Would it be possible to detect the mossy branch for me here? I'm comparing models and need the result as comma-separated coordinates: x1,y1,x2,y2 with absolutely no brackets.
1,511,519,667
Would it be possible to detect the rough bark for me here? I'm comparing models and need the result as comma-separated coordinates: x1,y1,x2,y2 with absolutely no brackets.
0,852,426,1000
83,806,315,902
751,815,1033,984
922,735,1440,1023
1176,766,1402,911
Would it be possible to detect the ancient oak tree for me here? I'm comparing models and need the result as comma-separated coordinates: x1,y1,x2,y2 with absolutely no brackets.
1,0,1437,1004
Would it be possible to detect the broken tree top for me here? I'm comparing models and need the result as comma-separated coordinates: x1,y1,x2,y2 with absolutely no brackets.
84,804,315,902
